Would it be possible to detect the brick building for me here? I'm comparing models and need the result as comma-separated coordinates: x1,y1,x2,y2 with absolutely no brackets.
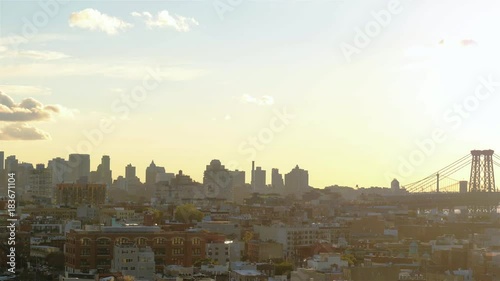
64,226,223,275
56,183,106,206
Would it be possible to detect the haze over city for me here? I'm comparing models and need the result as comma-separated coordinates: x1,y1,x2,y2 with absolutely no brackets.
2,0,500,188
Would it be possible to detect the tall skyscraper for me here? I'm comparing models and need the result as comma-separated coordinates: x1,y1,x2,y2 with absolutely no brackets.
0,151,4,171
68,154,90,182
203,159,232,200
229,170,245,188
5,155,18,173
29,165,54,204
145,161,165,186
284,165,309,195
48,157,71,184
94,155,112,187
254,166,266,191
126,164,136,181
271,168,284,189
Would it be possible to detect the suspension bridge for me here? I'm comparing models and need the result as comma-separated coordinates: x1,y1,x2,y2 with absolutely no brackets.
404,149,500,193
384,150,500,211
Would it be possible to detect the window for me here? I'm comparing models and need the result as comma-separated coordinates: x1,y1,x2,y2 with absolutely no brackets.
173,237,184,245
81,238,91,246
192,237,201,245
117,237,131,245
155,238,167,244
97,238,111,245
193,248,201,256
173,248,184,255
136,237,147,246
97,248,110,255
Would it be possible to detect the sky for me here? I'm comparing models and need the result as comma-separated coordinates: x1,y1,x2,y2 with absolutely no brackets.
1,0,500,189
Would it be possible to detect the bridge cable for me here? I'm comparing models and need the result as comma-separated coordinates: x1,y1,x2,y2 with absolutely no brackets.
407,159,471,193
403,154,470,188
405,157,471,192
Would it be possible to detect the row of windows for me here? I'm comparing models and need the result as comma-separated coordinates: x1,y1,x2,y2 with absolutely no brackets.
72,247,203,257
78,237,202,245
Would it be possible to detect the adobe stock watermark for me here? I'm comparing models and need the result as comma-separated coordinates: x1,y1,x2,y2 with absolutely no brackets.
339,0,403,63
237,107,295,161
213,0,243,20
385,74,500,184
49,68,164,180
1,0,68,51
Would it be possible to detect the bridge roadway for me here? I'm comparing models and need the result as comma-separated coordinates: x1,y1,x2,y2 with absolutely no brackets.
380,192,500,209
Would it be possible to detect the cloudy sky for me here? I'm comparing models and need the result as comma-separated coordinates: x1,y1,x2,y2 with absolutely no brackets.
1,0,500,188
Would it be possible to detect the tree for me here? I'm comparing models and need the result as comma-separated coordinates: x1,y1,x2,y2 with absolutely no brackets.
174,204,204,223
275,261,293,276
193,258,217,267
147,208,164,224
243,231,254,242
341,254,356,267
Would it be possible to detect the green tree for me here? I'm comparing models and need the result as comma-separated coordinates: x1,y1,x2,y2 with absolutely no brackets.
174,204,204,223
193,258,217,267
341,254,356,267
275,261,293,275
146,208,164,224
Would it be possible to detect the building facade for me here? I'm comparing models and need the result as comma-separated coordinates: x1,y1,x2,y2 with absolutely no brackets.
64,227,210,274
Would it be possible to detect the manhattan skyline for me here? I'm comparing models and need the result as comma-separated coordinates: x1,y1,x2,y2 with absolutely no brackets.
2,0,500,188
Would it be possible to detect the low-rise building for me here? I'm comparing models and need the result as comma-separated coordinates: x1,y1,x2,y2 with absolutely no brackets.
112,243,155,280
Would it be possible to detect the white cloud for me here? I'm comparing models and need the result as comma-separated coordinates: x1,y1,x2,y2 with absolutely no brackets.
0,85,51,96
0,123,51,140
69,9,133,35
132,10,199,32
240,94,275,106
0,91,61,122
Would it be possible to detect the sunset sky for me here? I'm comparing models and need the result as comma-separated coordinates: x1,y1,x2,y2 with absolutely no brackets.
1,0,500,188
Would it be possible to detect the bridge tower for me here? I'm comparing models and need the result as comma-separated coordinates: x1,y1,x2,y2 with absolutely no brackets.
469,149,496,192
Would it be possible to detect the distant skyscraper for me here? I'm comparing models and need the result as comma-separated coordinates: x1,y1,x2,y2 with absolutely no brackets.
271,168,284,189
0,151,4,171
48,157,71,184
284,165,309,195
251,161,255,188
5,155,18,173
68,154,90,182
203,159,232,200
94,155,112,187
126,164,136,181
254,166,266,191
145,161,165,185
391,179,400,191
17,162,34,197
229,170,245,188
29,165,53,204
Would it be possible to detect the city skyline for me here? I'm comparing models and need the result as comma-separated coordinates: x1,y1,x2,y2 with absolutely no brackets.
0,149,481,189
2,1,500,188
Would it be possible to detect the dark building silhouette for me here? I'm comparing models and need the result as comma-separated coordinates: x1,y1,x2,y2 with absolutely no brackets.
284,165,308,195
271,168,284,189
